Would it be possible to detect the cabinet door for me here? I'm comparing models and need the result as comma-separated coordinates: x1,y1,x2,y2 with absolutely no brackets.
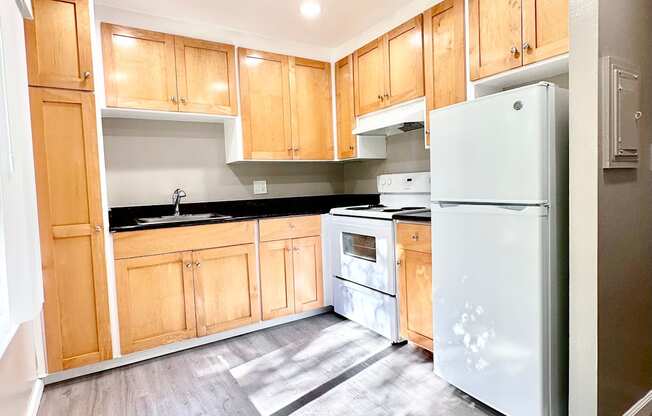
193,244,260,335
354,38,386,116
522,0,569,65
239,48,293,160
424,0,467,145
397,249,433,352
384,16,425,107
289,57,333,160
174,36,238,115
260,239,295,320
469,0,523,80
101,23,178,111
24,0,94,90
30,88,112,372
116,252,197,354
335,56,357,159
292,236,324,313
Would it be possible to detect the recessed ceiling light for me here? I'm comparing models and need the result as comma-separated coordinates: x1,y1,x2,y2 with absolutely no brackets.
300,1,321,19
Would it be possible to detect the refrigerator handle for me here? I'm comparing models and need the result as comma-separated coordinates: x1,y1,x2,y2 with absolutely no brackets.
437,202,460,208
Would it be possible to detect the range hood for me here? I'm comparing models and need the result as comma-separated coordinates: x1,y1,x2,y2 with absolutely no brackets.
352,97,426,137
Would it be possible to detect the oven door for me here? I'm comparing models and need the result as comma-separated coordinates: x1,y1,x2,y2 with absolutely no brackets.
331,215,395,295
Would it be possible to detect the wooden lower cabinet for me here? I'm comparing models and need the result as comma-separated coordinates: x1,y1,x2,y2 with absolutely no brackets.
260,235,323,320
193,244,260,336
116,252,197,354
259,239,295,320
397,223,433,352
30,87,112,372
292,236,324,313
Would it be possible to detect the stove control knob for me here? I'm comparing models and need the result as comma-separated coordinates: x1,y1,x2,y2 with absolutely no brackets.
381,179,387,186
387,178,392,185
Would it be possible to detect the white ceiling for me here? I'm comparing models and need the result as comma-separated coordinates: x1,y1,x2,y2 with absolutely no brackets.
95,0,417,48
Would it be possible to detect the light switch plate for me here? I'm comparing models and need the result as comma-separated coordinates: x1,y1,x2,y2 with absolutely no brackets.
601,56,641,169
253,180,267,195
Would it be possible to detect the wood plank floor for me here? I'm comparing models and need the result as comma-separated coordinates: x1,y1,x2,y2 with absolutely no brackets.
38,313,500,416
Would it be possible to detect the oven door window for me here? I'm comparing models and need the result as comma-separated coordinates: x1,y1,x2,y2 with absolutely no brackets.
342,232,377,262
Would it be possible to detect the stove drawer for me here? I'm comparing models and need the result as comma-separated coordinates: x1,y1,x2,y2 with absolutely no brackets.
259,215,321,242
333,278,399,342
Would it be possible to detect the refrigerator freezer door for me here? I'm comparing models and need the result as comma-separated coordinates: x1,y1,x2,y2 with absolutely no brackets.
430,84,550,204
432,203,549,416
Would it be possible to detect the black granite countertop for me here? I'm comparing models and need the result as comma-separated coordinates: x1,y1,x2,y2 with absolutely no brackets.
393,210,431,223
109,194,380,232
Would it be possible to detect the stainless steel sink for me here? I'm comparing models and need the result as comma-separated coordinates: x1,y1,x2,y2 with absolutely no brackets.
136,213,230,225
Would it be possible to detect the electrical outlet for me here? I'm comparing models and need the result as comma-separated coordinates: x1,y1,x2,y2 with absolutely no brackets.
253,180,268,195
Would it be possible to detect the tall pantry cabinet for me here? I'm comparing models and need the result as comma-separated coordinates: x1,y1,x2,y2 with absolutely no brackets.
25,0,112,372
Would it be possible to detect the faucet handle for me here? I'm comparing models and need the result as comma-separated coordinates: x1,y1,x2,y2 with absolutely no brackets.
173,188,187,199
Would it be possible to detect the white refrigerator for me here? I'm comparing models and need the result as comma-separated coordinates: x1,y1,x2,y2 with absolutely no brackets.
429,83,568,416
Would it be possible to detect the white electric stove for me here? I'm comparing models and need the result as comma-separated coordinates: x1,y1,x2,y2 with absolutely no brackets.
330,172,430,342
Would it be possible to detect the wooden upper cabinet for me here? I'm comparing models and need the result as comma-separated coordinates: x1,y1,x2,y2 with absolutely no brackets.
24,0,94,91
354,37,386,116
354,16,425,116
385,16,424,106
423,0,467,146
239,48,293,160
469,0,523,80
174,36,238,115
193,244,260,336
289,57,333,160
102,23,178,111
30,88,112,371
522,0,569,65
260,239,295,320
292,236,323,313
335,56,356,159
116,251,197,354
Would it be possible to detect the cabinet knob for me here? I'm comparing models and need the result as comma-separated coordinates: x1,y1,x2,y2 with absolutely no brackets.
180,97,187,104
293,247,299,252
411,233,419,241
396,260,402,266
195,262,201,268
293,147,299,152
510,46,519,56
289,223,295,229
522,42,531,51
185,263,192,269
170,96,178,103
384,93,389,99
378,94,383,101
349,145,354,150
83,71,92,79
94,225,102,232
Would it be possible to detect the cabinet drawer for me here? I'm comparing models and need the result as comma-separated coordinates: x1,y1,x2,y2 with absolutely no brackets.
397,223,431,253
113,221,255,259
259,215,321,242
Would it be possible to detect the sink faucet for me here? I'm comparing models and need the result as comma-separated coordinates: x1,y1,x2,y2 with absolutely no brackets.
172,188,187,216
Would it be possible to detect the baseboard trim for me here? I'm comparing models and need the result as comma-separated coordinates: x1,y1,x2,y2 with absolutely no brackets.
42,306,333,385
624,390,652,416
25,379,44,416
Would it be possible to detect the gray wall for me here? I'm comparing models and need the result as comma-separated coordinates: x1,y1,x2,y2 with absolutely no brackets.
103,119,431,207
103,118,346,207
342,130,430,193
596,1,652,414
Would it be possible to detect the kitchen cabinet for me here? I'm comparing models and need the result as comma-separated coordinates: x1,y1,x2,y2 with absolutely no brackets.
193,244,260,336
423,0,466,146
112,221,257,353
239,48,333,160
101,23,237,115
289,57,333,160
469,0,568,80
115,252,197,354
174,36,238,115
397,223,432,352
259,216,323,320
354,16,424,116
335,55,357,159
238,48,292,160
24,0,94,91
30,87,112,371
522,0,570,65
